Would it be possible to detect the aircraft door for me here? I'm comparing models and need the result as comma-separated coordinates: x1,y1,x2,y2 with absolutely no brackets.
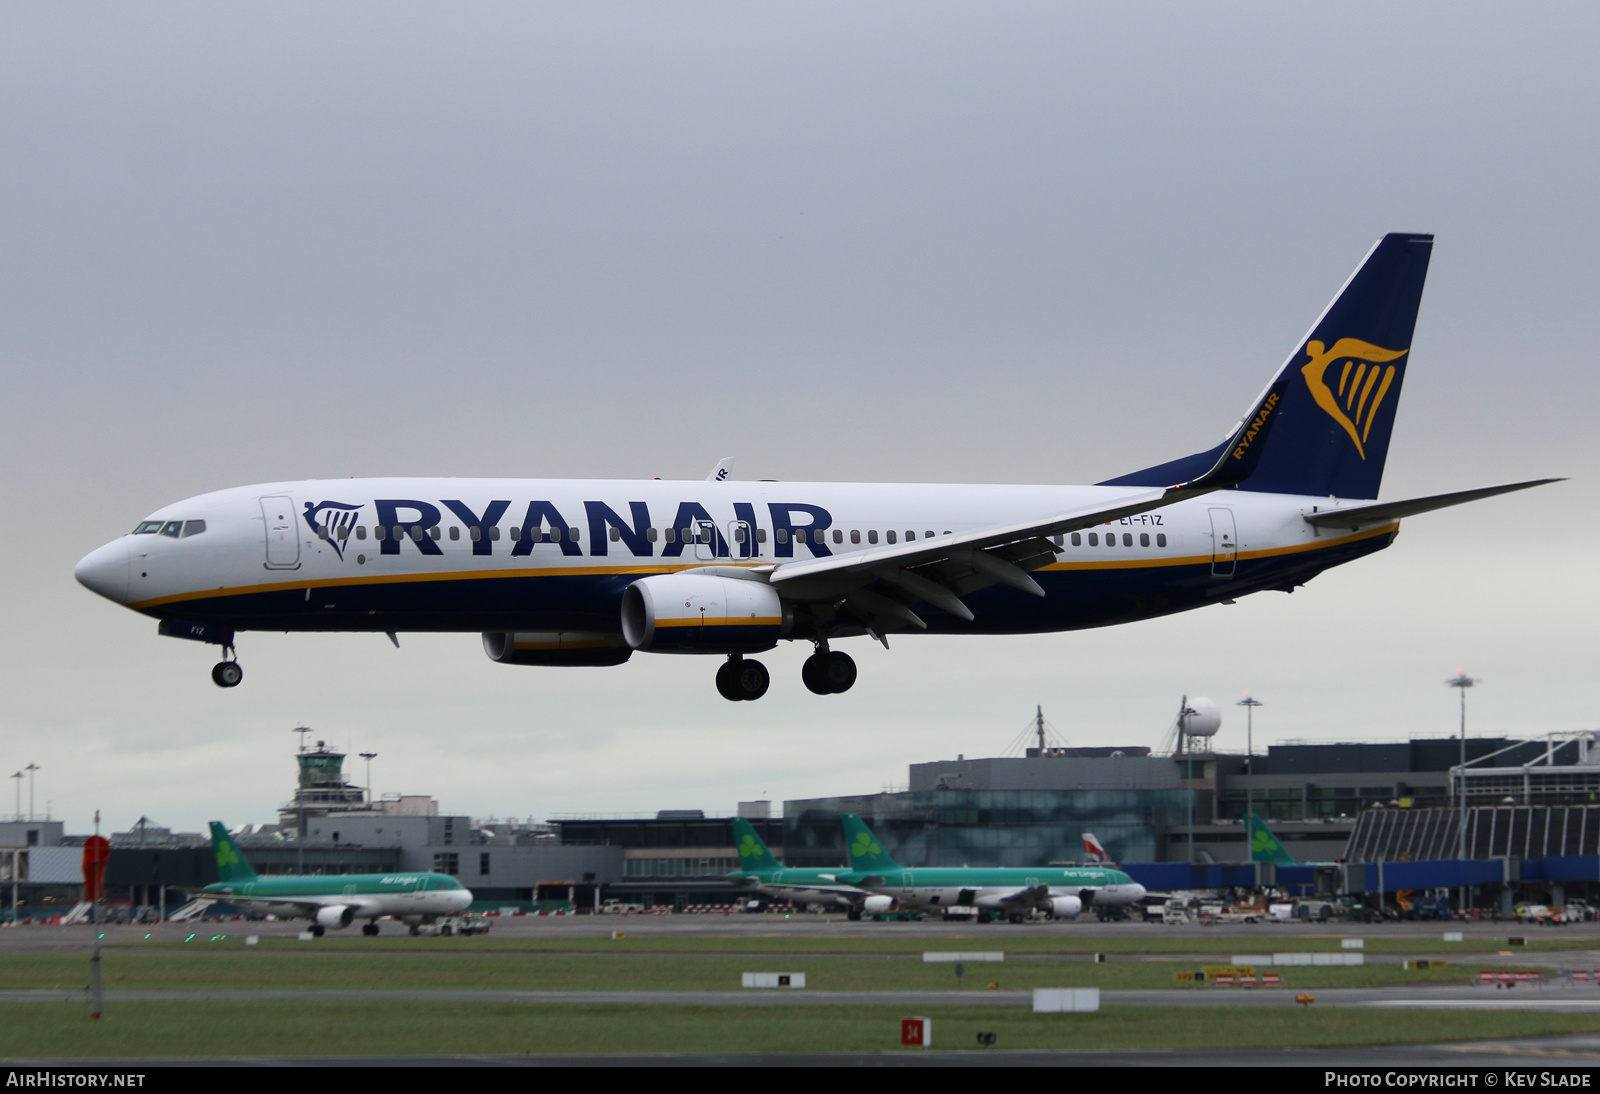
1209,508,1237,578
260,496,301,570
691,518,720,561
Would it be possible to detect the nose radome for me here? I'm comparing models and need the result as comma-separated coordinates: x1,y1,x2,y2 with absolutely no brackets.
75,539,131,603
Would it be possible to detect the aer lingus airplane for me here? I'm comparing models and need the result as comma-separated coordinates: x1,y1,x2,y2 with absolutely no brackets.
194,822,473,936
726,816,883,918
74,233,1557,700
838,814,1146,922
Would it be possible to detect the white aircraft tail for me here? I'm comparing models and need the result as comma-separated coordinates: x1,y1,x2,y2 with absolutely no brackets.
1082,833,1109,863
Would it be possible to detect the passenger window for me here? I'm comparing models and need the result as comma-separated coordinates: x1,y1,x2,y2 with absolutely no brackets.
609,527,621,542
449,526,460,541
664,528,676,543
886,530,897,544
356,526,367,540
867,530,878,544
1156,533,1167,548
374,526,386,540
926,531,935,539
181,520,207,538
1088,533,1098,546
793,529,805,544
430,526,442,540
317,526,329,540
1107,535,1116,548
1071,532,1081,546
490,526,501,541
469,527,481,542
509,526,521,541
568,527,579,542
1123,533,1132,547
1051,534,1063,547
846,530,857,545
757,528,768,543
160,521,182,538
906,531,916,541
646,527,658,542
410,527,423,541
1140,533,1150,547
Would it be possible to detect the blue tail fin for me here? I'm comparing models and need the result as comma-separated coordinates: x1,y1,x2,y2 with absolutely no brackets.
1102,233,1433,500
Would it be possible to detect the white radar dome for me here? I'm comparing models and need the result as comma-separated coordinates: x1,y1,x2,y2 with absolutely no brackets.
1181,696,1221,737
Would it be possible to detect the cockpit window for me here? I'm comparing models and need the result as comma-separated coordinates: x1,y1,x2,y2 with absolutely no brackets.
133,521,164,534
160,521,183,538
182,520,206,537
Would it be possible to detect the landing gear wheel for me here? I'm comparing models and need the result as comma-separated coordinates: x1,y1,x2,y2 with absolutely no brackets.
804,651,856,694
211,661,243,688
717,658,770,701
1008,912,1026,924
363,922,380,936
310,925,325,937
846,908,862,922
409,924,421,936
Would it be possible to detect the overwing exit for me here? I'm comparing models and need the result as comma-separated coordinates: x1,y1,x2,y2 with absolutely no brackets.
74,234,1560,700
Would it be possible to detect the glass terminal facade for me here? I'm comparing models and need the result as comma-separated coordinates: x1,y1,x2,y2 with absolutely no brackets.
783,788,1192,869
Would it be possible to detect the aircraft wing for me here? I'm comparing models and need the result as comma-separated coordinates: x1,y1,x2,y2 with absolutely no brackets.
1303,478,1563,530
987,884,1051,908
766,383,1288,633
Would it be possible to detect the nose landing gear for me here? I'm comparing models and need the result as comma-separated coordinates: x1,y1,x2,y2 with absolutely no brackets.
211,643,243,688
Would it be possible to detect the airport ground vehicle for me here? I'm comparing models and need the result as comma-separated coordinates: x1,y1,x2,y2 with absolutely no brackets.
411,915,491,937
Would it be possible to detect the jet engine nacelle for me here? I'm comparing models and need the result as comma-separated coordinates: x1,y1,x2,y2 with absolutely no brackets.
482,631,632,667
621,573,790,654
1049,895,1084,919
861,895,896,914
315,904,355,930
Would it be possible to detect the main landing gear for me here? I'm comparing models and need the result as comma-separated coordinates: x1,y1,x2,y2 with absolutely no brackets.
716,656,770,702
802,649,856,696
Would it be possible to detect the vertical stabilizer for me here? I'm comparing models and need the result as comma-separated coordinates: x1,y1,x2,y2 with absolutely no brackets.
731,817,783,872
1247,814,1298,866
208,821,260,883
840,814,902,873
1102,233,1433,500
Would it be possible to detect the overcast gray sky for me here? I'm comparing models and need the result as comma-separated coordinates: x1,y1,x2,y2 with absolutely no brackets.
2,3,1596,835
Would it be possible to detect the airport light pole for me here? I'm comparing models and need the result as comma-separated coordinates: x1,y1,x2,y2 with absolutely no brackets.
1447,672,1477,864
10,771,20,822
360,753,378,805
24,765,38,822
1237,695,1263,822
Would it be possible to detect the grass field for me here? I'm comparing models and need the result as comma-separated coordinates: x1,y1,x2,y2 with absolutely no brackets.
0,950,1506,993
5,1001,1600,1058
125,927,1593,956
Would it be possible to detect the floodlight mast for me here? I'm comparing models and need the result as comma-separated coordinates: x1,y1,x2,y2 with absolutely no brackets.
1447,671,1478,861
1237,695,1264,821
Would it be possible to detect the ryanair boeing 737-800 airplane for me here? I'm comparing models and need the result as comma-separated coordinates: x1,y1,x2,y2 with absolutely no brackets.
75,234,1556,700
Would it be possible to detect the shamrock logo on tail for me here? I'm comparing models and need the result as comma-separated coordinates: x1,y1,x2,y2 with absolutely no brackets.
851,832,881,858
216,841,240,870
739,835,759,859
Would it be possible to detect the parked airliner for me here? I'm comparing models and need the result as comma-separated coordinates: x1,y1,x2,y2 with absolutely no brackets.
75,234,1556,700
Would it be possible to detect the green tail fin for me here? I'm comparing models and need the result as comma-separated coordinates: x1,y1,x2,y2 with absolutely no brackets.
731,817,782,872
209,821,259,883
841,814,901,872
1247,814,1298,866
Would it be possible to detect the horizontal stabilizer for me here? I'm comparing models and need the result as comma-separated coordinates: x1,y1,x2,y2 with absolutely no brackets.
1304,478,1563,530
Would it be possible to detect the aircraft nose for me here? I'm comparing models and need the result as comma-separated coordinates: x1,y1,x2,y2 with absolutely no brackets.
75,539,131,603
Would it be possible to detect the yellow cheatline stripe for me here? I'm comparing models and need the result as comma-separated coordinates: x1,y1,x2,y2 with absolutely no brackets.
126,560,768,610
655,617,783,629
1040,522,1396,571
129,523,1398,609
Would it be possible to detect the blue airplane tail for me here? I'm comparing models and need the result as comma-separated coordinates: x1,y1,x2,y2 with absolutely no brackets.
1102,233,1434,501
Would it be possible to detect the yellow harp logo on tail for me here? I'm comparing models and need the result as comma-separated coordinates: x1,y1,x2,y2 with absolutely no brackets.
1300,338,1409,459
